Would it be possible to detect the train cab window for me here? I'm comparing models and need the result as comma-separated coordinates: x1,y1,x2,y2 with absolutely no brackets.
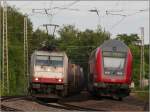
49,56,63,67
36,55,49,66
104,57,125,69
103,57,125,76
36,55,63,67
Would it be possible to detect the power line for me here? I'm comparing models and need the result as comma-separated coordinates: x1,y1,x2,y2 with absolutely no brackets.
106,8,148,17
109,16,126,31
32,8,53,16
127,8,149,16
108,8,148,31
106,10,126,17
54,0,80,15
52,7,80,11
61,0,80,8
89,8,103,29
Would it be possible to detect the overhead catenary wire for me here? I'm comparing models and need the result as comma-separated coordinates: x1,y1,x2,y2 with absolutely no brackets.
126,8,149,16
48,0,54,24
29,1,80,35
32,1,80,15
52,7,80,11
53,0,80,15
58,0,80,9
104,0,148,32
109,8,148,31
106,11,126,17
7,1,148,39
109,16,126,31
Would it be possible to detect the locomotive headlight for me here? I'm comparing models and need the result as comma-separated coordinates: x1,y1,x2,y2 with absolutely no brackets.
105,71,110,74
47,68,51,71
35,77,38,81
117,72,123,75
58,79,62,82
94,83,98,86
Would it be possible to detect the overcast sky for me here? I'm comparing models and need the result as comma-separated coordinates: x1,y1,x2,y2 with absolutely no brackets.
5,1,150,44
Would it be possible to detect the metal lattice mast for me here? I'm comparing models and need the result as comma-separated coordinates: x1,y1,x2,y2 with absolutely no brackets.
140,39,142,88
0,1,2,96
142,27,145,88
2,0,9,94
24,16,29,92
140,27,145,88
141,27,145,85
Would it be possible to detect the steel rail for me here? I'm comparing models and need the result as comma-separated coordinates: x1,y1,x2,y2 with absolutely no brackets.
35,98,108,111
1,105,23,111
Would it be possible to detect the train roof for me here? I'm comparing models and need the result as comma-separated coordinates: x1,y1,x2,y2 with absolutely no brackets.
100,39,129,52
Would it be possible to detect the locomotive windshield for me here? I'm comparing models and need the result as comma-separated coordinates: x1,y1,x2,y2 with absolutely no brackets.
103,57,125,69
102,51,126,76
36,55,63,67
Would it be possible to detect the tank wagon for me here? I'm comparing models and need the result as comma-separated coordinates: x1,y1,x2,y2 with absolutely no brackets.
29,50,84,98
88,39,133,100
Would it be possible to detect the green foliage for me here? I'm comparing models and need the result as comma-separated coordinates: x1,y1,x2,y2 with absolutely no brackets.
135,85,149,102
26,25,110,87
1,5,148,96
28,29,53,56
1,7,33,96
56,25,110,84
116,34,140,45
1,6,110,95
116,34,149,88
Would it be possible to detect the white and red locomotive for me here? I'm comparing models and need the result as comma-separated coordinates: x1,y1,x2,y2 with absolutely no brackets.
88,39,132,100
29,50,84,98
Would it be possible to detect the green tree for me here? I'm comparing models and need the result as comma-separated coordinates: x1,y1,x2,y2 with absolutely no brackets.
116,34,140,45
116,34,149,87
1,6,33,95
28,29,53,55
57,25,110,85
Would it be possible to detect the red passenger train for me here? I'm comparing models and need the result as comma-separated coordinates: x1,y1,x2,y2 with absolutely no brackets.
88,39,132,100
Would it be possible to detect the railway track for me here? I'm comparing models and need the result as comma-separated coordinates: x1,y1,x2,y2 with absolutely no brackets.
1,96,27,111
1,105,22,111
58,101,108,111
1,94,148,111
1,95,27,101
35,99,108,111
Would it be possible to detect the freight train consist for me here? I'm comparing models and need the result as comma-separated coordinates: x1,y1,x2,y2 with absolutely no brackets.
29,50,84,98
88,40,133,100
